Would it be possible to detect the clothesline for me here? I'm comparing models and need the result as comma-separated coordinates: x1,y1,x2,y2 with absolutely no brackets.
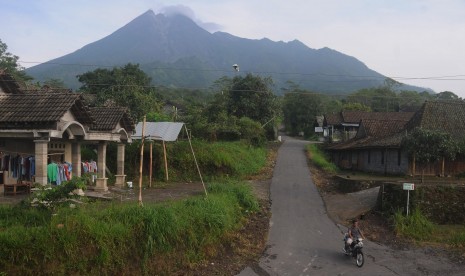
0,150,34,156
0,151,65,156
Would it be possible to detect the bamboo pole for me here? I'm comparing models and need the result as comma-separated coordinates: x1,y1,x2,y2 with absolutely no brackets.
149,140,153,188
138,116,146,206
185,126,207,196
163,140,169,181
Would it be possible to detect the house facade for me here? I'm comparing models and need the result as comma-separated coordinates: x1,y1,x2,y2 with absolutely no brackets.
0,72,135,192
326,101,465,176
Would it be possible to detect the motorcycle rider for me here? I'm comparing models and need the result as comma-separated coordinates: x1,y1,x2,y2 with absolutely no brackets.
345,218,366,252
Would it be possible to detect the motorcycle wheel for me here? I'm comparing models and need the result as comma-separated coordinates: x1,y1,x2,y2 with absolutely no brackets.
356,251,364,267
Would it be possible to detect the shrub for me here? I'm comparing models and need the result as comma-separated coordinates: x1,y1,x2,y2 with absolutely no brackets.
393,208,434,240
26,176,87,210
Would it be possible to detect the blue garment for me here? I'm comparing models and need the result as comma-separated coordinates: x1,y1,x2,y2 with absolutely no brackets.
30,157,35,177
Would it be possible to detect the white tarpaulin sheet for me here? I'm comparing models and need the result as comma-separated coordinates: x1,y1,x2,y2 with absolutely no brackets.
132,122,184,142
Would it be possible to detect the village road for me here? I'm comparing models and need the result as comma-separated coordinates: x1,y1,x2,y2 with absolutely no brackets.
238,136,464,276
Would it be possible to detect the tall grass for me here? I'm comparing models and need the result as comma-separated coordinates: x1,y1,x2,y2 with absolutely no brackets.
166,141,267,181
306,144,338,173
393,208,434,240
0,180,258,275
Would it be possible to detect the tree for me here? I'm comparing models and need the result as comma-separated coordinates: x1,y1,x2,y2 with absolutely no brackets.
0,39,32,82
77,63,161,121
342,102,372,111
283,90,322,137
227,73,279,126
397,90,424,112
401,128,459,181
435,91,461,100
43,78,66,89
347,87,399,112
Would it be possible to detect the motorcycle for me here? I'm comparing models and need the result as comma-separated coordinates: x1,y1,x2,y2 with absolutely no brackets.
343,234,364,267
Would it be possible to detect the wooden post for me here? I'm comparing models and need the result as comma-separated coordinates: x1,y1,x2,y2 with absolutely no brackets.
163,140,169,181
149,140,153,188
441,157,445,177
138,116,146,206
412,153,416,178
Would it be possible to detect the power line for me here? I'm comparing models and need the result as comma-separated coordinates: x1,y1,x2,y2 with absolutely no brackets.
18,60,465,81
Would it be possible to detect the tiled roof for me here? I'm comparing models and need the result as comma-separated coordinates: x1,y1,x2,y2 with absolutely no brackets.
324,113,343,125
328,119,408,150
328,100,465,151
356,119,408,138
341,111,414,124
405,100,465,139
0,93,94,128
0,72,22,94
90,107,135,132
324,111,414,126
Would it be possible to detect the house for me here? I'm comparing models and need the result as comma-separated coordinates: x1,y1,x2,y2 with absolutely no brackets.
323,111,414,142
0,72,135,192
326,101,465,176
327,118,410,174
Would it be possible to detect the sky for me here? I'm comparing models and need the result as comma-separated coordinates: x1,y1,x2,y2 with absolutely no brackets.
1,0,465,97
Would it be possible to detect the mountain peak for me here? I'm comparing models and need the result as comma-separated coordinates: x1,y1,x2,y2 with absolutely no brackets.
27,10,429,94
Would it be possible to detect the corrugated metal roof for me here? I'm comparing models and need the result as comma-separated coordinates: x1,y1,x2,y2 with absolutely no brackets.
132,122,184,142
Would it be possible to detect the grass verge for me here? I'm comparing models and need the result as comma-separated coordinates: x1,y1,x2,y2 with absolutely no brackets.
0,180,259,275
306,143,338,174
393,208,465,254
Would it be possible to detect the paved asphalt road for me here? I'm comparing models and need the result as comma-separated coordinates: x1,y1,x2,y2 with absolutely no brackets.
239,137,464,276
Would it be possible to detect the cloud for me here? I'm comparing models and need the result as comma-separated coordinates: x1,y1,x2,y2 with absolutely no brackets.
159,4,223,32
160,4,195,18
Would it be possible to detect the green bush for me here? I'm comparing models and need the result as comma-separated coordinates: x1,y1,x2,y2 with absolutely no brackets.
25,176,87,210
393,208,434,240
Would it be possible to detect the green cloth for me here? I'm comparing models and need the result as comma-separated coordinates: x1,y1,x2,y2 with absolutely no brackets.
47,163,58,183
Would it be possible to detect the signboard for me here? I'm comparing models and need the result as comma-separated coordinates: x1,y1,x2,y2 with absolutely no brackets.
403,183,415,190
314,127,323,133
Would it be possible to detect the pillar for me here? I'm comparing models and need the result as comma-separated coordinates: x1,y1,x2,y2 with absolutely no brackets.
34,139,49,185
94,141,108,192
114,143,126,188
71,142,81,178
